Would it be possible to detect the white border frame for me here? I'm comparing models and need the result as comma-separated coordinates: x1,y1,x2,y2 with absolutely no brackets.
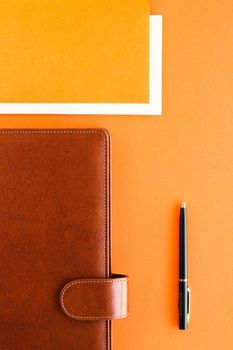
0,16,162,115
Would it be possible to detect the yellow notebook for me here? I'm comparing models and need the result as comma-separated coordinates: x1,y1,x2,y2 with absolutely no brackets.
0,0,149,103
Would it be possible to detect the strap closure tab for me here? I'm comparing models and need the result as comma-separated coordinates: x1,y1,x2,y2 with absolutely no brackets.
59,274,129,321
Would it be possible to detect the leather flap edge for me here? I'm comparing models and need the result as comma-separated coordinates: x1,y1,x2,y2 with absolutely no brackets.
59,274,129,321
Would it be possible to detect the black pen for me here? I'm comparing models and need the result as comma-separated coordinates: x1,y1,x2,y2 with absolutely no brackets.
178,202,190,330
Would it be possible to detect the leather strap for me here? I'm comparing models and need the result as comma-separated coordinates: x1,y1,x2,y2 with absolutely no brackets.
59,274,129,321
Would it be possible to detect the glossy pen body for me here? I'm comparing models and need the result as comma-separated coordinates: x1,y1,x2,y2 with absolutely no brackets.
178,202,189,329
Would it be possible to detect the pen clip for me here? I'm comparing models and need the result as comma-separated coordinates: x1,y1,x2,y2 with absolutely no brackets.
187,286,191,323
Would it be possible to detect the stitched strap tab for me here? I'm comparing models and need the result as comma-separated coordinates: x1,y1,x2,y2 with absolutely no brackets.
59,274,129,321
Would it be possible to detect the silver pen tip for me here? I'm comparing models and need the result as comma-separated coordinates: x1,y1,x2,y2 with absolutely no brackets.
181,202,186,208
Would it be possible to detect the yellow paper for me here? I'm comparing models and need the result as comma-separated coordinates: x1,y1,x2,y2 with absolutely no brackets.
0,0,149,103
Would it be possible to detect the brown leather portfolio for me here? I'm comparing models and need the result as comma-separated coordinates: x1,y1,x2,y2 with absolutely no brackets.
0,129,128,349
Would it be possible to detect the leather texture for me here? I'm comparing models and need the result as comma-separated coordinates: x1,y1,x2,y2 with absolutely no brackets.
0,129,127,350
60,274,129,321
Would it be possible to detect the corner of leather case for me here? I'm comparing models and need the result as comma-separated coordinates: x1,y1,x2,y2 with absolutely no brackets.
59,274,129,321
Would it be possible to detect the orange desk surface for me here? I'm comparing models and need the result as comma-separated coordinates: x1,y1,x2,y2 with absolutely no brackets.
0,0,232,349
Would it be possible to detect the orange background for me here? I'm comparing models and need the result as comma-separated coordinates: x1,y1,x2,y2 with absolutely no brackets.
0,0,233,349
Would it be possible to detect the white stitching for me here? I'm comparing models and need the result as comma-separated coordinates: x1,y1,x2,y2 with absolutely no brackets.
101,130,108,350
103,131,106,278
0,129,109,347
63,279,127,285
0,130,103,134
0,130,107,279
60,279,128,319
